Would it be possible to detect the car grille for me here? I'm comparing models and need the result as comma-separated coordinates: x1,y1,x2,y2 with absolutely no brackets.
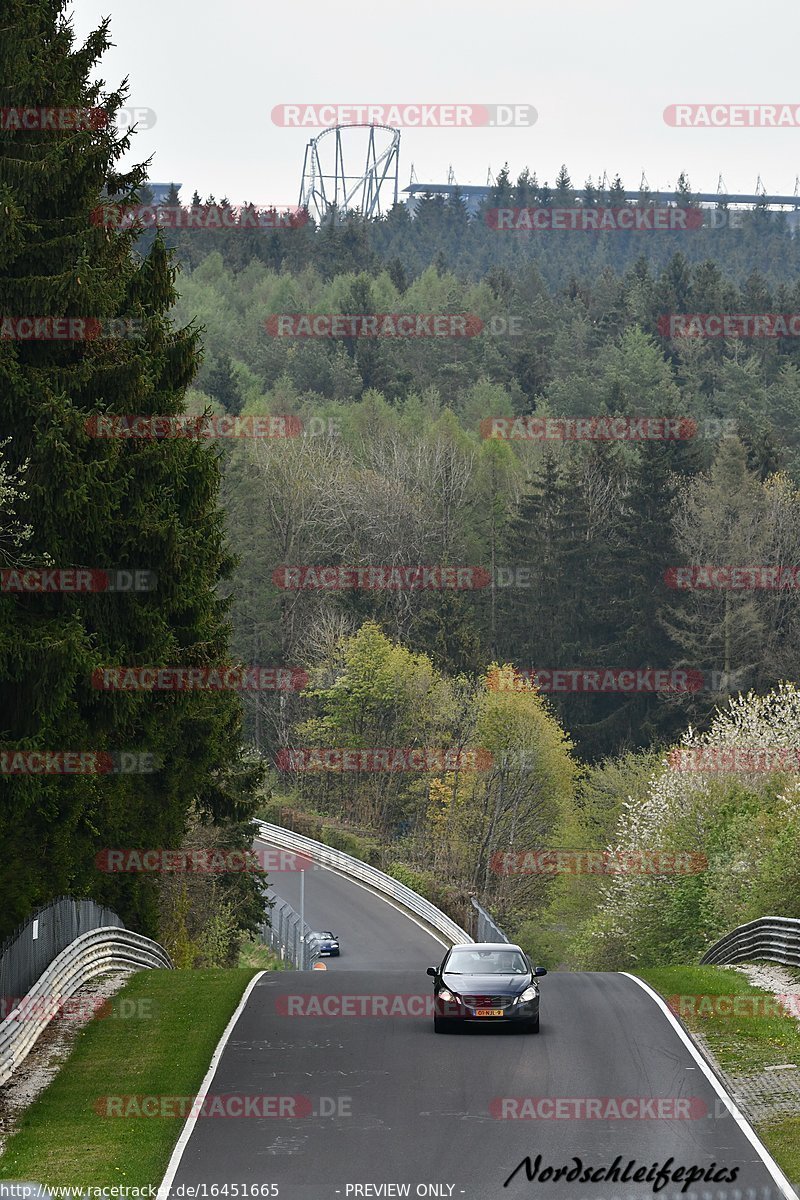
461,995,515,1009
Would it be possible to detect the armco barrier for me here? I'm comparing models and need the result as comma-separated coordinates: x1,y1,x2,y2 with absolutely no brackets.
700,916,800,968
256,822,472,946
0,896,124,1001
0,927,172,1086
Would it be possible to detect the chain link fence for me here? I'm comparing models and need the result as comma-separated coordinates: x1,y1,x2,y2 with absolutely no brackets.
259,895,321,969
0,897,124,1003
471,898,510,944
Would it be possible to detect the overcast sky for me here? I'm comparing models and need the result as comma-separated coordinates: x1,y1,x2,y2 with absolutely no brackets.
69,0,800,208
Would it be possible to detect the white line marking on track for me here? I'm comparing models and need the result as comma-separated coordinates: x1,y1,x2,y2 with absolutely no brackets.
157,970,266,1199
623,972,798,1200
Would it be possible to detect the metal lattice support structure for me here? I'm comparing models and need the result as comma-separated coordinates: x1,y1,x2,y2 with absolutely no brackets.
299,124,400,223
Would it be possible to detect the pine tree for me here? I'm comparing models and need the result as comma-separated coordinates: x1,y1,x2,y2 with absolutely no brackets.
0,0,261,938
497,452,568,669
205,353,244,415
387,256,408,294
605,439,692,748
554,164,573,205
609,175,626,205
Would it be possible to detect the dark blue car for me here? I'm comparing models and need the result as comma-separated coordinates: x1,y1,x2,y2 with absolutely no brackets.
314,930,340,957
427,942,546,1033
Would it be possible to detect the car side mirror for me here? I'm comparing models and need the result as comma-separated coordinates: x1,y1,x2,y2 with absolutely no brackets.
534,966,548,977
426,967,437,977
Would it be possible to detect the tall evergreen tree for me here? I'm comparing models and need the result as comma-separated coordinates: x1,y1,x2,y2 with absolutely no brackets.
204,353,244,415
0,0,260,938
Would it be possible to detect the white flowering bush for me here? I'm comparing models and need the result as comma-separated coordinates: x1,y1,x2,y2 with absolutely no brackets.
572,684,800,969
0,439,33,563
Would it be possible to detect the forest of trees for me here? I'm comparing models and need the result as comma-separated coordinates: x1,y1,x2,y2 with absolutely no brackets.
168,248,800,765
5,0,800,969
160,193,800,964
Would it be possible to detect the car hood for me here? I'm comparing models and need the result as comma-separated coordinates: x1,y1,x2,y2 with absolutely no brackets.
440,972,533,995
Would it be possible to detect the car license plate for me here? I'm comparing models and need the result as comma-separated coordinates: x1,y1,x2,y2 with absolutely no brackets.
475,1008,503,1017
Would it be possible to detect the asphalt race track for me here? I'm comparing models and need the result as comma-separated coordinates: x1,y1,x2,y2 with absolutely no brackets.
256,836,446,970
164,843,795,1200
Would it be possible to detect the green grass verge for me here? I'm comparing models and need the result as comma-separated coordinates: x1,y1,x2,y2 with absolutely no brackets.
0,967,258,1187
636,964,800,1182
238,937,289,970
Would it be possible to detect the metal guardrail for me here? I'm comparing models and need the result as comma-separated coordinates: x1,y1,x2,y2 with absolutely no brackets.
0,926,172,1086
256,822,472,946
259,895,321,969
700,917,800,968
471,898,510,943
0,896,124,1002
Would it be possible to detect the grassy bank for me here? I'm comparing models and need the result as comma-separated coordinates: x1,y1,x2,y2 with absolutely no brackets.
0,968,258,1186
238,936,290,970
637,964,800,1181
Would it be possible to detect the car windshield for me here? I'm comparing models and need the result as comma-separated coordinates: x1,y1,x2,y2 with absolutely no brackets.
444,949,528,974
318,932,335,938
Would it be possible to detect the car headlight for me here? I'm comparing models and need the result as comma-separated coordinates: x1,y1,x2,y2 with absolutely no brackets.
517,986,539,1003
438,988,457,1003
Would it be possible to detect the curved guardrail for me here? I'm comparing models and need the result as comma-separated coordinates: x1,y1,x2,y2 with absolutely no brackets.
0,926,172,1086
700,916,800,967
256,821,472,946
